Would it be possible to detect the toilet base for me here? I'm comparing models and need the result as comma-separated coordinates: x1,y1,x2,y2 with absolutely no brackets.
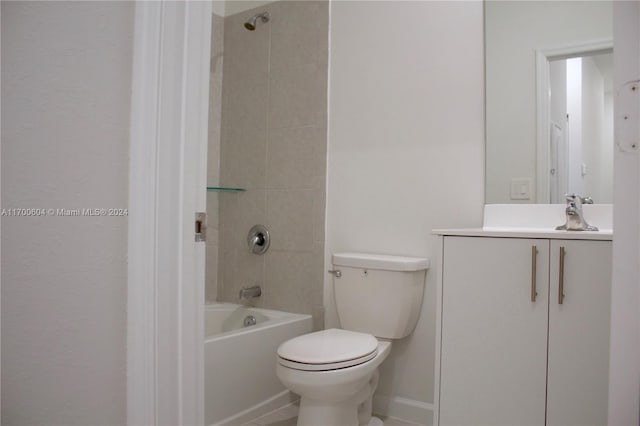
297,397,359,426
277,341,392,426
296,370,381,426
368,416,384,426
296,407,385,426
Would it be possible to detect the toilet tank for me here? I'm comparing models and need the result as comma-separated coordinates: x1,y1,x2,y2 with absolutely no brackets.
332,253,429,339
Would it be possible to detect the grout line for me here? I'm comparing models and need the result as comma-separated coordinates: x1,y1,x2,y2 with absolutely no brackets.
262,12,272,305
268,123,324,131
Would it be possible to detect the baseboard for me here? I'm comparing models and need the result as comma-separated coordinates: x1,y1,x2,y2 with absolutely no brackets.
212,390,299,426
373,395,434,426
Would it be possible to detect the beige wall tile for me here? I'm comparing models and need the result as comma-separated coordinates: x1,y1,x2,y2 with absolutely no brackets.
269,1,329,69
205,243,219,303
268,1,328,129
215,1,328,313
219,190,267,250
220,10,269,190
205,194,220,301
218,249,236,301
222,10,270,81
266,125,326,190
312,175,326,244
211,13,225,81
265,189,314,252
264,250,321,314
206,14,225,303
220,72,268,136
311,305,325,331
269,60,327,129
220,125,267,190
228,248,267,307
207,74,222,215
206,194,220,231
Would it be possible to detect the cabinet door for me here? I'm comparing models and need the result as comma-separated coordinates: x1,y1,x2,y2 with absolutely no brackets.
439,237,549,426
547,240,612,426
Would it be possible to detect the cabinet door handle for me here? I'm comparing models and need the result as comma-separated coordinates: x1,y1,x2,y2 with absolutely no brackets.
531,245,538,302
558,246,566,304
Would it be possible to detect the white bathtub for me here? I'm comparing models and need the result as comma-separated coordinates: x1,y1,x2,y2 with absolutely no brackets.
205,303,312,426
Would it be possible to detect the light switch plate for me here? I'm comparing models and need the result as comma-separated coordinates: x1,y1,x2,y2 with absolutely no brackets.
510,178,531,200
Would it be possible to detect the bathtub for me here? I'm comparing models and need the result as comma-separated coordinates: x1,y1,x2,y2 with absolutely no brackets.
205,303,312,426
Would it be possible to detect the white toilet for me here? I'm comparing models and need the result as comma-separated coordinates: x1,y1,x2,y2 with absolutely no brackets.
276,253,429,426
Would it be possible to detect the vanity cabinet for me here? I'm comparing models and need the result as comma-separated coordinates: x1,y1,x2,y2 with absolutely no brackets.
436,236,612,426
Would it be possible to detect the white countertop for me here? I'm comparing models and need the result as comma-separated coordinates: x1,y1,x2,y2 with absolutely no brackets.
433,204,613,241
432,228,612,240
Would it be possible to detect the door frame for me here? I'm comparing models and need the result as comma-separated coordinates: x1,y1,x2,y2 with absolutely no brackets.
535,39,613,203
127,1,212,424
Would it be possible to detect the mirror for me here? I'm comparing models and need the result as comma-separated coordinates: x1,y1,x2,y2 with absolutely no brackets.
485,1,613,204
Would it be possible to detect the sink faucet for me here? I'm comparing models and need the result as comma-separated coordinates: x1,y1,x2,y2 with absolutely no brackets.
239,285,262,300
555,194,598,231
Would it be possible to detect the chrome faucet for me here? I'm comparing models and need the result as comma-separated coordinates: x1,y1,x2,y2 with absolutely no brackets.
555,194,598,231
239,285,262,300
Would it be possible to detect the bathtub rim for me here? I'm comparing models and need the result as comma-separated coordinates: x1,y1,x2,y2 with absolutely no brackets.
204,302,312,343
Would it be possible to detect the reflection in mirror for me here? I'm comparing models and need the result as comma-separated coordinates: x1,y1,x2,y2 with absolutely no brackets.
485,1,613,204
548,52,613,203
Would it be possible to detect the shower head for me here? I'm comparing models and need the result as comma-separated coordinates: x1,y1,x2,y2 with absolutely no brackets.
244,12,270,31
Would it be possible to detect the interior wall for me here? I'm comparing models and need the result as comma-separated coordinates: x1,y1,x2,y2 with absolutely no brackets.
567,58,584,196
485,1,612,203
549,60,567,126
609,1,640,423
582,57,613,204
1,2,133,424
549,60,567,202
601,90,614,202
216,1,328,329
206,13,225,302
326,1,484,418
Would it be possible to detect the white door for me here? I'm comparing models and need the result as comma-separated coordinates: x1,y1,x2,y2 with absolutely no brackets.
547,240,612,426
550,122,569,203
439,237,549,426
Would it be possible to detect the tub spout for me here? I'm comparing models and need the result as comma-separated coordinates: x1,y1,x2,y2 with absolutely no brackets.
239,285,262,300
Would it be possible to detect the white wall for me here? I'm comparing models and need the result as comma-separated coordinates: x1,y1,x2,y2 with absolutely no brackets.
601,90,614,201
581,56,610,202
549,60,568,202
609,2,640,424
567,57,585,196
1,2,133,424
326,1,484,421
485,1,612,203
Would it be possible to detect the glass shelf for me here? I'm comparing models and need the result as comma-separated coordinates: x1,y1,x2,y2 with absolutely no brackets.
206,186,246,192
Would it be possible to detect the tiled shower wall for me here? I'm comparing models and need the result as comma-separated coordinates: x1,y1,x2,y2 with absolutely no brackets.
208,1,328,329
205,13,225,302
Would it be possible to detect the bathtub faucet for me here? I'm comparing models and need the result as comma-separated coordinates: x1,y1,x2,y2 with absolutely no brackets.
239,285,262,300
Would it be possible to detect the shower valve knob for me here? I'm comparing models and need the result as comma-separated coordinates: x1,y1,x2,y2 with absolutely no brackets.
247,225,270,255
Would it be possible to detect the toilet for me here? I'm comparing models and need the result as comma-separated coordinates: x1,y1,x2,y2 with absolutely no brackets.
276,253,429,426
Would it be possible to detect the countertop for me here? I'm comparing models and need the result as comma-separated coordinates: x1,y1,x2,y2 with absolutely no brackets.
432,228,612,241
433,204,613,241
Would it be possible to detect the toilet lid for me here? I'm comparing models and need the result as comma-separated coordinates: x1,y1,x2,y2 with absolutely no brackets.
277,329,378,371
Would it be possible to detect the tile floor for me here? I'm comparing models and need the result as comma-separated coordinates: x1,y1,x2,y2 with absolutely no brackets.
243,402,425,426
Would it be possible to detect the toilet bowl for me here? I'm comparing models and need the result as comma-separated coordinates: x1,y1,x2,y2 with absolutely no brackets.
277,329,391,426
276,253,429,426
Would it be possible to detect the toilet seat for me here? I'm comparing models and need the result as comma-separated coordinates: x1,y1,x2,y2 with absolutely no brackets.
277,328,378,372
